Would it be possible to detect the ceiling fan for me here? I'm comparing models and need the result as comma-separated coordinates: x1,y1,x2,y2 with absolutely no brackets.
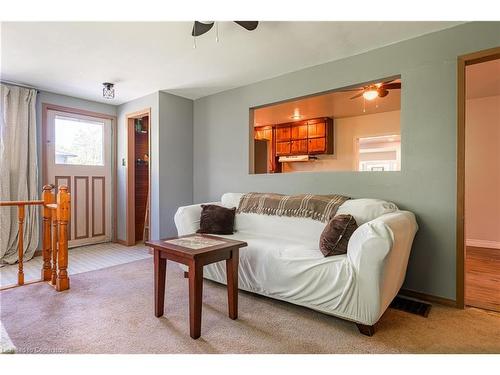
345,80,401,101
191,21,258,37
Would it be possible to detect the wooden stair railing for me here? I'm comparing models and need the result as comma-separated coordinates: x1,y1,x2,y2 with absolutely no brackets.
0,184,71,291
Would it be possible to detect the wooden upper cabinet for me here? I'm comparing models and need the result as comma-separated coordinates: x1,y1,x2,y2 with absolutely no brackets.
270,117,333,157
275,126,291,142
308,137,326,153
254,126,273,141
291,139,308,154
291,124,308,140
307,121,326,138
276,141,291,156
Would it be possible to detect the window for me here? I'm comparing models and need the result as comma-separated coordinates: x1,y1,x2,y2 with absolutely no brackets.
55,115,104,166
358,135,401,172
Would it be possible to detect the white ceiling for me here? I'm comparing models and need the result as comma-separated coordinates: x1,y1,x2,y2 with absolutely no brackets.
466,58,500,99
254,79,401,125
1,21,462,105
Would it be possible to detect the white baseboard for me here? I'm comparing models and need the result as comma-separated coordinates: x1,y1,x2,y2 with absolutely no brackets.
466,239,500,249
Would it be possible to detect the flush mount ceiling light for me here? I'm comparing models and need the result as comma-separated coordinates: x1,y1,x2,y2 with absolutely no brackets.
290,108,303,120
102,82,115,100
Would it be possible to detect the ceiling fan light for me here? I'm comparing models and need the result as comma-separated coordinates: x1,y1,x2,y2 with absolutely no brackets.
363,89,378,101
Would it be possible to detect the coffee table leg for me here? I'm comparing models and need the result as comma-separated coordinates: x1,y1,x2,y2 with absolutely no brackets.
154,249,166,317
226,248,239,320
188,262,203,339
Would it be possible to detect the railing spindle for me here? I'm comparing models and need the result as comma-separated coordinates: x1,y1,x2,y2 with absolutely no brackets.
17,205,25,285
51,208,58,286
42,185,54,281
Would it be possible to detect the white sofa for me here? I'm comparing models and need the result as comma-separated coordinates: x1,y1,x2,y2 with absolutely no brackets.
174,193,418,335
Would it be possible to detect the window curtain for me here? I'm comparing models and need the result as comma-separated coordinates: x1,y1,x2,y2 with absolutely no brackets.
0,84,39,265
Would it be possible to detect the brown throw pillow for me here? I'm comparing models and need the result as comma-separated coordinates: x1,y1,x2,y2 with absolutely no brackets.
197,204,236,235
319,214,358,257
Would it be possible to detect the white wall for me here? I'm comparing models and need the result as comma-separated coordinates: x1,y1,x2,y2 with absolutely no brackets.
465,95,500,247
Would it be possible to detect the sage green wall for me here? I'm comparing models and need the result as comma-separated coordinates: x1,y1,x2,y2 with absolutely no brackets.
193,22,500,300
116,91,194,241
158,91,194,237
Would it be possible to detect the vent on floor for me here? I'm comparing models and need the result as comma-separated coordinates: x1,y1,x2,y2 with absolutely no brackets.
390,296,432,317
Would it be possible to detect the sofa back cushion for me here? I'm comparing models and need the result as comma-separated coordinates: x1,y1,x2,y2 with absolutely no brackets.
336,198,398,225
220,193,398,244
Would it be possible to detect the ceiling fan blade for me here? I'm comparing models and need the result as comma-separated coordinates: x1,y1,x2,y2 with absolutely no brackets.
381,82,401,90
338,88,364,92
192,21,214,37
350,92,364,99
378,89,389,98
234,21,259,31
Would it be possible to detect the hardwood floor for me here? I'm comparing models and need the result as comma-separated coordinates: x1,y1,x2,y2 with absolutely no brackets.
465,246,500,312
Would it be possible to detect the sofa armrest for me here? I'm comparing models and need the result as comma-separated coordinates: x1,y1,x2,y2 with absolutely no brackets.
347,211,418,321
174,202,221,235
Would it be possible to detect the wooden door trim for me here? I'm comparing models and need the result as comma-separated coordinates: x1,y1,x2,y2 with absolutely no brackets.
456,46,500,309
125,108,151,246
42,103,118,242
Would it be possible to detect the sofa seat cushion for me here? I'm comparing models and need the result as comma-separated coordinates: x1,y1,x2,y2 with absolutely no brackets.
188,231,357,315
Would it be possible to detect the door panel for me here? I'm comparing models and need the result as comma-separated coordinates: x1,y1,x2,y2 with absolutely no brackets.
92,177,106,237
74,176,89,240
46,110,112,247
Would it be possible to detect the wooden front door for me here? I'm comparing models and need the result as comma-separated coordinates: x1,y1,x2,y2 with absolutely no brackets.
45,109,112,247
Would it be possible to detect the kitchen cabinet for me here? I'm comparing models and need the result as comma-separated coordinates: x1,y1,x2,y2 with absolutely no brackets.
254,117,333,173
274,117,333,156
291,139,308,154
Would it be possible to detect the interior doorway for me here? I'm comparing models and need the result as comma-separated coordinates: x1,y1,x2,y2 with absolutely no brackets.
126,109,151,245
457,47,500,311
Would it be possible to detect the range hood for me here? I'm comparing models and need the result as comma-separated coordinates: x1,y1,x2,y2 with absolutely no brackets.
278,155,317,163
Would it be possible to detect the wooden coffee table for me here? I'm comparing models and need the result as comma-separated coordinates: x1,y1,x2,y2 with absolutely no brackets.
145,234,247,339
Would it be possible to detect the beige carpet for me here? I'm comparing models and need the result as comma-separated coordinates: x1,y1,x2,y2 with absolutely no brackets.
1,258,499,354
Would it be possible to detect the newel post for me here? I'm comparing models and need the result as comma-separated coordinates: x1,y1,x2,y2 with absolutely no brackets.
41,185,54,281
56,185,70,291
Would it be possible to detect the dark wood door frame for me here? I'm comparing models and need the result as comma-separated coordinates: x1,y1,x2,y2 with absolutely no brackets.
125,108,151,246
456,46,500,309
